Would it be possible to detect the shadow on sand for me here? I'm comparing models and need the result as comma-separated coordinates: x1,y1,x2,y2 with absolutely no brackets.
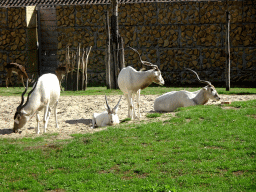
65,119,92,126
0,128,14,135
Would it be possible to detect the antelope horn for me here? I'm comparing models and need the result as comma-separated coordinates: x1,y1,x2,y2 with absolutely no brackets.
128,46,158,69
185,68,212,86
22,79,38,109
16,79,29,112
113,96,122,111
105,95,111,111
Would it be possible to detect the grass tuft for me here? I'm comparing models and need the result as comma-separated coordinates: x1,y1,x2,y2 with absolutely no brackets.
146,113,162,118
121,118,131,123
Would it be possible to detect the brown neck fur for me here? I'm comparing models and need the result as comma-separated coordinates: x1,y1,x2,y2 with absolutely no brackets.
140,74,153,90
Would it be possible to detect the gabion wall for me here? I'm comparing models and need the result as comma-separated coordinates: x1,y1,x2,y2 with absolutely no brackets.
0,0,255,87
56,0,255,86
0,7,37,86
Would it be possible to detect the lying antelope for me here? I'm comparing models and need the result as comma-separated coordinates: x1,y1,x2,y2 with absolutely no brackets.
13,73,60,134
5,63,30,88
92,95,122,128
118,47,165,120
154,68,220,112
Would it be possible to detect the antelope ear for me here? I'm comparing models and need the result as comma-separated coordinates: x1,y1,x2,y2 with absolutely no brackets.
14,119,20,124
202,87,207,91
21,110,28,116
113,107,118,114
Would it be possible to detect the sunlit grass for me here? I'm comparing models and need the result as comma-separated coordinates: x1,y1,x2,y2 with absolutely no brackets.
0,99,255,191
146,113,162,118
0,86,255,96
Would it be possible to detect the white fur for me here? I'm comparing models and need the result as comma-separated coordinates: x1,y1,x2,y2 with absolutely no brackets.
154,85,220,112
13,73,60,134
92,96,121,128
118,66,164,120
92,111,119,128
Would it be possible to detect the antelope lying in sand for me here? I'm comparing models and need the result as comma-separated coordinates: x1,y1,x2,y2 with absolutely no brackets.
92,95,122,128
5,63,31,88
13,73,60,134
154,68,220,112
118,47,164,120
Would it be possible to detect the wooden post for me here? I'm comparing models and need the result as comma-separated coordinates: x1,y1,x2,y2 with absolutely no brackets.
110,43,116,89
113,40,119,89
119,36,125,69
104,0,125,89
65,46,70,91
71,52,76,90
105,11,111,89
226,11,230,91
111,0,120,89
85,46,92,90
77,44,81,91
81,47,85,90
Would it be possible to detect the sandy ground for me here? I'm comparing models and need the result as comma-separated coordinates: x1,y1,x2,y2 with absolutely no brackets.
0,94,256,140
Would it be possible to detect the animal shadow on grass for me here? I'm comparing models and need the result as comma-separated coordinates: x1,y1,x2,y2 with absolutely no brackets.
65,119,92,126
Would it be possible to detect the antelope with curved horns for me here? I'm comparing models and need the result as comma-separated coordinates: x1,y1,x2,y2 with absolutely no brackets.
92,95,122,128
13,73,60,134
5,63,33,88
154,68,220,112
118,46,164,120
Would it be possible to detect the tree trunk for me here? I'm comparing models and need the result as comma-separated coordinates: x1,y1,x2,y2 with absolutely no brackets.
226,11,230,91
119,36,125,70
65,46,70,91
85,46,91,90
81,48,85,90
111,14,118,89
76,44,81,91
104,0,125,89
105,11,111,89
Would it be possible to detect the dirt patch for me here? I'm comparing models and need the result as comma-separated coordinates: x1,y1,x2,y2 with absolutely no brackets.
222,106,240,110
247,114,256,119
0,94,255,139
233,171,244,176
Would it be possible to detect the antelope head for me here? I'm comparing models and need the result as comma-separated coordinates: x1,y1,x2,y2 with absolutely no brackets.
13,80,37,133
128,46,165,85
185,68,220,101
105,95,122,125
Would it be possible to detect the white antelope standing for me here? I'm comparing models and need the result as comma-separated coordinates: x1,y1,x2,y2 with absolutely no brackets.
92,95,122,128
154,68,220,112
118,47,165,120
13,73,60,134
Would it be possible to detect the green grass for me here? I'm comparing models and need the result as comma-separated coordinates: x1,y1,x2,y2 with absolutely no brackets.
146,113,162,118
120,118,132,123
1,99,255,191
0,86,256,96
